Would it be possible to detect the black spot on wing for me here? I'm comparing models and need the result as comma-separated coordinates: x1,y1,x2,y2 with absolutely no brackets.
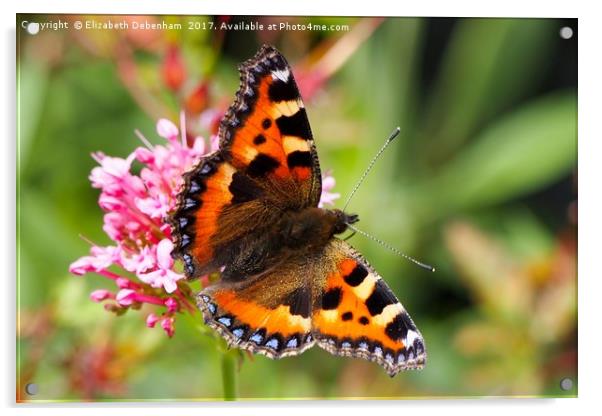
286,151,312,169
341,311,353,321
401,311,417,331
283,287,311,319
228,172,263,204
253,134,266,145
384,313,408,342
359,316,369,325
247,153,280,177
343,264,369,287
275,109,311,140
262,118,272,129
321,287,342,310
268,78,299,102
365,280,397,316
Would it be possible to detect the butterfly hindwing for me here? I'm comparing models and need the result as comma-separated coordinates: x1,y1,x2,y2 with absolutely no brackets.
197,259,315,358
312,240,426,376
198,238,426,375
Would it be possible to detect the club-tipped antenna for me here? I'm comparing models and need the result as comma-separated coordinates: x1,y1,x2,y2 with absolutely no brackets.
346,224,435,272
342,127,401,212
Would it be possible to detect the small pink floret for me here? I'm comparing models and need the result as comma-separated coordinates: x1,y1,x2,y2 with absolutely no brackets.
146,313,160,328
90,289,112,302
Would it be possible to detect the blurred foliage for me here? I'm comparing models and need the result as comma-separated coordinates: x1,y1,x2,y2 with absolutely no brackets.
17,15,577,400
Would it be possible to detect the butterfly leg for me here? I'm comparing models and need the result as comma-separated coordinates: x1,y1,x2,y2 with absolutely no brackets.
343,230,356,241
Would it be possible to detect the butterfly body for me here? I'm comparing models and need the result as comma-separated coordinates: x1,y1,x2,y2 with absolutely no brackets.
170,45,426,376
278,207,355,249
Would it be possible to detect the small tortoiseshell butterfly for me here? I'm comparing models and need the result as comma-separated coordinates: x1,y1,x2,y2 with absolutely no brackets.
170,45,426,376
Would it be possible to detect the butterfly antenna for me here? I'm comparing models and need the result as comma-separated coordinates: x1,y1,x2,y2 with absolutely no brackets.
342,127,401,212
346,224,435,272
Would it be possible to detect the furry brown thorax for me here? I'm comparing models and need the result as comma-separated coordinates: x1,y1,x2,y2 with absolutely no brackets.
278,208,359,250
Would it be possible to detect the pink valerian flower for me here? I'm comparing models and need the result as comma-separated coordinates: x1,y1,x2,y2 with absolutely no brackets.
138,239,182,293
319,174,340,208
70,245,123,276
90,290,113,302
70,113,339,338
70,115,202,337
161,316,176,338
156,118,179,140
146,313,160,328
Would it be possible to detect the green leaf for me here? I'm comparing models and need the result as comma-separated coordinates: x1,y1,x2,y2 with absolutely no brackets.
412,91,576,220
17,60,49,162
417,18,556,165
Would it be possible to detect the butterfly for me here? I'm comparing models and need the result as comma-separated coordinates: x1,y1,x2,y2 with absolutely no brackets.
170,45,426,376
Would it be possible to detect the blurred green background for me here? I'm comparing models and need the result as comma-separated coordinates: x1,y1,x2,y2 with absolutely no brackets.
17,15,577,400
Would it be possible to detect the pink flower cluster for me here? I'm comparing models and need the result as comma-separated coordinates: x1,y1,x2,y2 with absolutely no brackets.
70,114,339,337
70,115,208,336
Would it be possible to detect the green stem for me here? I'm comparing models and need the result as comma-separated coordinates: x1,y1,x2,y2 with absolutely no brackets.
221,348,238,401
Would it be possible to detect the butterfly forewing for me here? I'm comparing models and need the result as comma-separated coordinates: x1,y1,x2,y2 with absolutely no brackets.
171,45,322,278
218,44,322,208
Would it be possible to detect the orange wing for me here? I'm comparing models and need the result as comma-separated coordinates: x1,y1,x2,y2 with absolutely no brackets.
171,45,322,278
219,44,322,208
312,240,426,376
197,258,315,359
197,238,426,376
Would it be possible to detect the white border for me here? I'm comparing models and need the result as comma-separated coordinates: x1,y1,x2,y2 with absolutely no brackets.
3,1,601,415
7,0,582,17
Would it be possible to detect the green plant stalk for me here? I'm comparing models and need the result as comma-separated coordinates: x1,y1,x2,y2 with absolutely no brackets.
221,348,238,401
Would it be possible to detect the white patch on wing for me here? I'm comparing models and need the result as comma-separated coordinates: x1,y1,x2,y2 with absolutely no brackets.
320,310,338,322
372,303,404,326
288,315,311,332
352,273,378,300
272,305,311,332
271,68,290,82
405,329,421,347
272,99,303,117
241,146,259,163
283,135,310,154
219,163,237,189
